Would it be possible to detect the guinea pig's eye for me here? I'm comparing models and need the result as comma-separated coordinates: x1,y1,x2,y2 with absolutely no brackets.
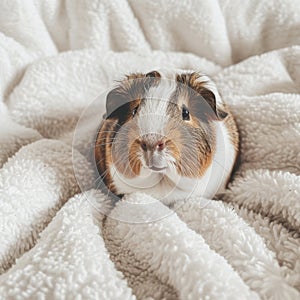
132,106,139,117
182,105,190,121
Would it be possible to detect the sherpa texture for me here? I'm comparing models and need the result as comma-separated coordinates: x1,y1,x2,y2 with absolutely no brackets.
0,0,300,299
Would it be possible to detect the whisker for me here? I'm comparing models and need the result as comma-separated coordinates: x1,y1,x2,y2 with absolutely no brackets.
94,150,125,168
98,152,128,198
93,154,126,189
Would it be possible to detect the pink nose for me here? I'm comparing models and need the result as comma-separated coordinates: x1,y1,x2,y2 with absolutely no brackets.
141,140,165,151
156,140,165,151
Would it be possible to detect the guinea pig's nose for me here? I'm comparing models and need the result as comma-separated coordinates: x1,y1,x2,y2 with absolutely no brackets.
141,140,165,151
156,140,165,151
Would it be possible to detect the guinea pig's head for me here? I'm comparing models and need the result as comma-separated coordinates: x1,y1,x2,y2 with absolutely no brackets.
95,70,228,194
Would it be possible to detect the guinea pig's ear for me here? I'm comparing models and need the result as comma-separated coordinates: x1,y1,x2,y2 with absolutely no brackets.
146,70,161,78
145,70,161,89
198,88,228,121
216,107,228,119
105,87,126,119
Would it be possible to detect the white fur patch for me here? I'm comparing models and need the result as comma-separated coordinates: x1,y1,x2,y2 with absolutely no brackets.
137,79,176,137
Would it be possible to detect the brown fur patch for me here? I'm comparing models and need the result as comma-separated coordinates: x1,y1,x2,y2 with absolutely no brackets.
95,119,119,193
128,140,142,176
146,70,161,78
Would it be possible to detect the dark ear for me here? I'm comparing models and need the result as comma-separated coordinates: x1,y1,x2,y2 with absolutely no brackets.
106,76,144,121
146,70,161,78
198,88,228,120
190,88,227,122
145,70,161,89
106,74,143,119
105,88,127,119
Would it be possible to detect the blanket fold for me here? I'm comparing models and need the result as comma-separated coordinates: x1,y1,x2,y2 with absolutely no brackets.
0,0,299,299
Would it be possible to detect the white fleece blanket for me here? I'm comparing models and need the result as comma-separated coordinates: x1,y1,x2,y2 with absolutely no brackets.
0,0,300,299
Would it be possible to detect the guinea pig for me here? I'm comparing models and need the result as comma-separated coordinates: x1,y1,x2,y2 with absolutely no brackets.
94,70,239,204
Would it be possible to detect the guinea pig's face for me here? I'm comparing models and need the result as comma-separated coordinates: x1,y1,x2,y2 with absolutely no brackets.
96,70,228,193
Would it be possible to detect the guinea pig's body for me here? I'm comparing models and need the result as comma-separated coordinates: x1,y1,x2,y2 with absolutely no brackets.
95,70,239,204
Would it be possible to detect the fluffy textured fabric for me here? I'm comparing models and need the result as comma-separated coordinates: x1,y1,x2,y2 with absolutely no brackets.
0,0,299,299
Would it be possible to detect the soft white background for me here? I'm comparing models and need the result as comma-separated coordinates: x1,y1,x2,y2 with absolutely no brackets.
0,1,299,299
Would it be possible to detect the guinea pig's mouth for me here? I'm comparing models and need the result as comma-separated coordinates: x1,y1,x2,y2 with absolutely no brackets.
148,165,167,172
